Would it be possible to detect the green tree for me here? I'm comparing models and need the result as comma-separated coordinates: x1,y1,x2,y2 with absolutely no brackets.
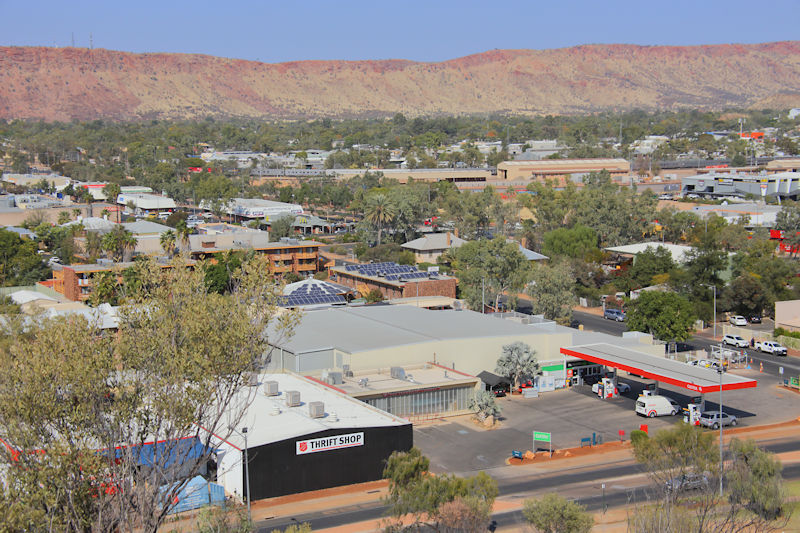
0,256,296,532
101,226,137,262
102,182,122,223
468,390,501,423
382,447,498,531
159,229,177,257
775,202,800,256
630,425,789,532
496,341,539,390
522,493,593,533
57,210,72,225
269,215,295,240
527,261,576,324
0,229,51,286
720,274,769,317
451,237,530,311
364,288,384,303
361,193,396,245
627,245,676,288
626,290,695,341
727,438,787,521
542,224,599,259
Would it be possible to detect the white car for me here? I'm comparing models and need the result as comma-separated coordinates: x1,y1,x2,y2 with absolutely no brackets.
722,335,748,348
729,315,747,326
754,341,787,356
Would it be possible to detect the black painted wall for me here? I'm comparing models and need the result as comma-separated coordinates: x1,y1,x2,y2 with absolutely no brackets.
245,424,413,500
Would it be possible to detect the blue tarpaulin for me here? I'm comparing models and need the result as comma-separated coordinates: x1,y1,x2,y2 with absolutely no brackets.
104,436,210,468
162,475,226,514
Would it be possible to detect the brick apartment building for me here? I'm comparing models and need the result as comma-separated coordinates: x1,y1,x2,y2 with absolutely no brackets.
51,237,323,302
329,262,456,300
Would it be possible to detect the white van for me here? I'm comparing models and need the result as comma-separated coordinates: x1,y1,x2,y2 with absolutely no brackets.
635,395,681,417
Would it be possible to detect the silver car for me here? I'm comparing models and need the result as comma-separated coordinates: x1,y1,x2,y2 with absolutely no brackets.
699,411,737,429
665,472,709,492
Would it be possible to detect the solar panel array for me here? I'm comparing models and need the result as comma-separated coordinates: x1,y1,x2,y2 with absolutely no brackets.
282,281,347,307
343,262,437,282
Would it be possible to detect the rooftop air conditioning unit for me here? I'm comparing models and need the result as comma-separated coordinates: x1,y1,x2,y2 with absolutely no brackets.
322,370,343,385
247,373,259,387
285,390,301,407
390,366,406,380
308,401,324,418
263,380,279,396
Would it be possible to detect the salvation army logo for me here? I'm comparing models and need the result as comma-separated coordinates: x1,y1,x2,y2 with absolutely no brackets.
298,442,308,452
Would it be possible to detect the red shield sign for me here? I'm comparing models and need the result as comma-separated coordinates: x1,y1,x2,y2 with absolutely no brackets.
298,442,308,452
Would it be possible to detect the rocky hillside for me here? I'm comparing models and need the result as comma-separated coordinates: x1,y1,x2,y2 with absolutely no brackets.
1,42,799,121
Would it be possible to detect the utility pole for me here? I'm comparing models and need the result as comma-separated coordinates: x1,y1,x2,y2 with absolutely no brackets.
89,33,93,50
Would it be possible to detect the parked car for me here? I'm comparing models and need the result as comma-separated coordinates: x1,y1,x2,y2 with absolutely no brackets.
699,411,737,429
604,308,626,322
658,193,674,200
749,315,762,324
754,341,787,356
729,315,747,326
665,472,709,492
723,334,748,348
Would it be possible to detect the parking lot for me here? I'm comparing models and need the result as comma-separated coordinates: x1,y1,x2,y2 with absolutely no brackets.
414,368,800,475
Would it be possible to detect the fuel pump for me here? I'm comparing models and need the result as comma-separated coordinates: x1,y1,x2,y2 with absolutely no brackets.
684,396,704,425
601,377,618,399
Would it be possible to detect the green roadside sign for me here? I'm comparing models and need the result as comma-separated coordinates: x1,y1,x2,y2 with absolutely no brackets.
533,431,551,442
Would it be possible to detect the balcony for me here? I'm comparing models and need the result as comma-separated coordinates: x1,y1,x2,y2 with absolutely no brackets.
294,252,317,260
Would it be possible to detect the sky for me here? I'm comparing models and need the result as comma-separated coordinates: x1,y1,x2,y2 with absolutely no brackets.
1,0,798,63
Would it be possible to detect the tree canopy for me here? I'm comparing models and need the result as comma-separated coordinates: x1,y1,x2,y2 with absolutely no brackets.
626,290,696,341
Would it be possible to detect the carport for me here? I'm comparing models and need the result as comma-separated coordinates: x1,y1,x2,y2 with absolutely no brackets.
560,344,757,395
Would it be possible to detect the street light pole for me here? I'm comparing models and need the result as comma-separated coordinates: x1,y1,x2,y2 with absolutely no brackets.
712,285,717,340
718,368,724,498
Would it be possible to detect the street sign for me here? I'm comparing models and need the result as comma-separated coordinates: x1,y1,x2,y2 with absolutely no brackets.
532,430,552,457
779,367,784,375
533,431,551,442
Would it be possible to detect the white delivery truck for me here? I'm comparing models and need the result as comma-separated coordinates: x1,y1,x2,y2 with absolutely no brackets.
635,395,681,417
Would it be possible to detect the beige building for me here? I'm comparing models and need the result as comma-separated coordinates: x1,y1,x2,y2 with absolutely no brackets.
401,232,465,263
775,299,800,331
496,158,630,184
266,305,662,379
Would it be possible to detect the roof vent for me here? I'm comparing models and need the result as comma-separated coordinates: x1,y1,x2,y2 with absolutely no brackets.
285,390,301,407
247,373,259,387
270,406,281,416
308,401,324,418
263,380,279,396
328,411,339,422
390,367,406,380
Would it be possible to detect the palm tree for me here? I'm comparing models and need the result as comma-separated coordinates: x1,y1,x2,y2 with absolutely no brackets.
160,230,176,258
103,183,122,223
175,220,191,253
363,194,397,245
101,227,137,262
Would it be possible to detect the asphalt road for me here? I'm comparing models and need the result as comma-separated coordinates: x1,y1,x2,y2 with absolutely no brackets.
256,438,800,532
572,311,800,379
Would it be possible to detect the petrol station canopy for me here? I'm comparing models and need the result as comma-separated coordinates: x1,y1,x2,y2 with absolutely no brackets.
561,344,757,394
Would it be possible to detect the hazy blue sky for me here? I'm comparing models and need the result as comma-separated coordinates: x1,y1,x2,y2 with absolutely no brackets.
1,1,797,63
